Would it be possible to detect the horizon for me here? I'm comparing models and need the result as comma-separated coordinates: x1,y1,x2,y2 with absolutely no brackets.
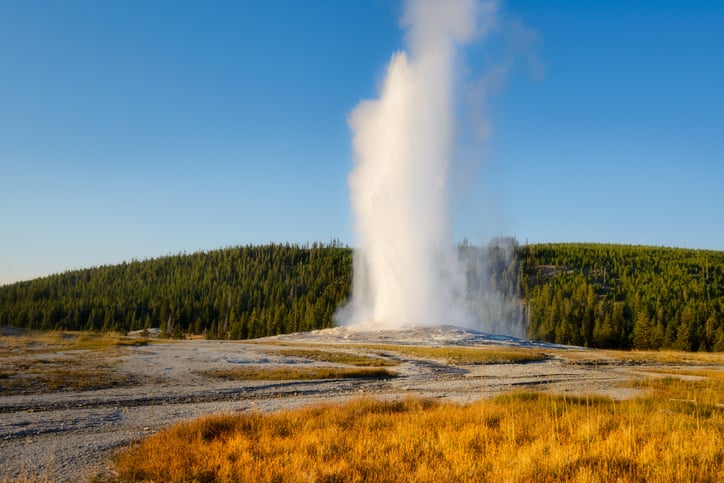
2,0,723,285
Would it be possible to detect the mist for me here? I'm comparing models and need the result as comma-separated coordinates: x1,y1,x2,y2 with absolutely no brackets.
338,0,490,330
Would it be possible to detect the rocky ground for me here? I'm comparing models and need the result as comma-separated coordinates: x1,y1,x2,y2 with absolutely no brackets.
1,325,716,481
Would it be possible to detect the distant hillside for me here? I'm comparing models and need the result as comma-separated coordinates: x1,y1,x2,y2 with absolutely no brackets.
519,243,724,351
0,242,722,351
0,243,352,338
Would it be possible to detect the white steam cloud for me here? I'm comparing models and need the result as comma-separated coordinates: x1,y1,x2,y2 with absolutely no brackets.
338,0,493,330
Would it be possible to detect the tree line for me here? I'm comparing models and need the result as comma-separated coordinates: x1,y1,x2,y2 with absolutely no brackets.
0,241,722,351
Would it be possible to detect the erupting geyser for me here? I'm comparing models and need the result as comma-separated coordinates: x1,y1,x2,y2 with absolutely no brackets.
339,0,488,330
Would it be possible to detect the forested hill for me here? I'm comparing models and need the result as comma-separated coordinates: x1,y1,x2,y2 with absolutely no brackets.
0,242,723,351
518,243,724,351
0,243,352,339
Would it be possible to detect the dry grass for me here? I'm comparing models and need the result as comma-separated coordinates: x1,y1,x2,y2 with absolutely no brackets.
0,329,149,357
627,373,724,408
114,374,724,482
0,329,148,395
254,341,548,365
601,349,724,365
0,363,136,395
541,348,724,371
267,348,399,367
0,353,139,395
199,366,396,381
637,367,724,380
368,344,548,365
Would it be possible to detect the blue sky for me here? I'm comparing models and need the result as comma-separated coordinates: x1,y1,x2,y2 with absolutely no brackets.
1,0,723,284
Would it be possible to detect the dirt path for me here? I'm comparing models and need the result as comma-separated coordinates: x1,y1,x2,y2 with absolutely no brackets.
0,326,710,481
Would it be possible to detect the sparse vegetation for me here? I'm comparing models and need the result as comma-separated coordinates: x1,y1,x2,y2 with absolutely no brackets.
333,343,545,365
257,342,547,365
0,329,149,357
199,366,396,381
598,349,724,365
363,344,548,365
638,368,724,379
268,348,399,366
263,345,548,367
627,371,724,408
114,373,724,482
537,348,724,368
0,363,136,395
0,329,148,395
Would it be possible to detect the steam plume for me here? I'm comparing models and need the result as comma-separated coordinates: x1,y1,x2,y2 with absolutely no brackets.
339,0,489,329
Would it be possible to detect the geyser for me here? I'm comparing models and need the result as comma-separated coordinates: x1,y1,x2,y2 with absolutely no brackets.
339,0,487,330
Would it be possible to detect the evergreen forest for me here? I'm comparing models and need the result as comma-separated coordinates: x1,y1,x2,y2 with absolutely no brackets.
0,241,722,351
519,243,724,351
0,243,352,339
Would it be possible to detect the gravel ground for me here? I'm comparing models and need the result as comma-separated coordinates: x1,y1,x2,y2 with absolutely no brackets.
0,326,704,481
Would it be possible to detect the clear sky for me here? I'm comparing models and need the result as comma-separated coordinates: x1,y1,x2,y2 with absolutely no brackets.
1,0,723,285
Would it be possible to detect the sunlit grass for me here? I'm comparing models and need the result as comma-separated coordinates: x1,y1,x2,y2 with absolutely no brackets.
199,366,397,381
114,374,724,482
267,348,399,366
627,373,724,409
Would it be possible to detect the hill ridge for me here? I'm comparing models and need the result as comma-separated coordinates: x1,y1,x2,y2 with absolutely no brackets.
0,242,722,351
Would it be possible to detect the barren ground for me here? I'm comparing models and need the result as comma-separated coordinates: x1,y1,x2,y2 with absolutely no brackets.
1,325,720,481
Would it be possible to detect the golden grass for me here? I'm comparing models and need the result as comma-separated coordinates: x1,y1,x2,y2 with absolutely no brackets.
267,349,399,367
627,373,724,408
199,366,396,381
114,377,724,482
